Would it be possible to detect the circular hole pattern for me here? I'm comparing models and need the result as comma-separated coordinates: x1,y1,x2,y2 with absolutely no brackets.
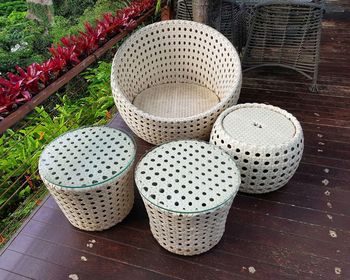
111,20,241,146
39,127,135,188
210,103,304,194
136,140,240,213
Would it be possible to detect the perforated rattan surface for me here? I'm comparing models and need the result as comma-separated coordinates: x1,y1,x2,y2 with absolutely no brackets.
136,140,240,213
133,83,219,118
211,103,304,193
222,107,296,146
39,127,135,188
111,20,242,145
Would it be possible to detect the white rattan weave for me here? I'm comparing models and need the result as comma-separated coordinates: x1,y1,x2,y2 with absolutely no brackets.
39,127,136,231
210,103,304,193
111,20,242,145
135,140,240,255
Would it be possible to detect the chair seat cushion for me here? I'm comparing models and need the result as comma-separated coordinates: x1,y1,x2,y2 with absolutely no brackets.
132,83,219,119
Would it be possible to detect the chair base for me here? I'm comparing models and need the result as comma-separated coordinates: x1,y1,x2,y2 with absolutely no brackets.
243,64,318,93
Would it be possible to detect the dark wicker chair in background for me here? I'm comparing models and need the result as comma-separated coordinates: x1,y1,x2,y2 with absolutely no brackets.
176,0,244,51
242,0,325,92
176,0,192,20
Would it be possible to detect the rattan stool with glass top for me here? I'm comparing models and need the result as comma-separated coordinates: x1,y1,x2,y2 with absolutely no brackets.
135,140,240,256
210,103,304,194
39,127,136,231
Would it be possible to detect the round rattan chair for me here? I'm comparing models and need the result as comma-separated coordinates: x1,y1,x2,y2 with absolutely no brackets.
111,20,242,145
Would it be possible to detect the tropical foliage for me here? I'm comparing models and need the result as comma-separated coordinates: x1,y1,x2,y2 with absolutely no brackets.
0,61,113,244
0,0,154,118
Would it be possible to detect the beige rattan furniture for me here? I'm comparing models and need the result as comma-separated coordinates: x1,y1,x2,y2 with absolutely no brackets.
242,0,325,91
39,127,136,231
111,20,242,145
135,140,240,255
210,103,304,193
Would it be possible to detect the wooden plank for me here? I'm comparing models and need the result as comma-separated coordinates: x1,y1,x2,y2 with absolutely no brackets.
0,250,95,280
30,205,346,279
39,198,350,248
0,269,31,280
232,195,350,233
19,219,248,280
242,78,350,98
240,89,350,109
8,234,177,280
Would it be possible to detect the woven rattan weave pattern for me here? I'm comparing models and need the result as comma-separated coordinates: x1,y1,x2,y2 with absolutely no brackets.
135,140,240,255
242,0,325,91
111,20,242,145
39,127,136,231
210,103,304,193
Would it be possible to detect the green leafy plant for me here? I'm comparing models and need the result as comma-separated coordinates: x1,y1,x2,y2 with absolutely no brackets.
0,60,114,243
0,1,27,17
1,0,154,118
0,11,51,73
53,0,98,19
50,0,129,44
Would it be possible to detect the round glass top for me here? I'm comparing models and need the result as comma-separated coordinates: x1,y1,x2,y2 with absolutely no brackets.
135,140,240,213
39,127,135,188
222,106,296,146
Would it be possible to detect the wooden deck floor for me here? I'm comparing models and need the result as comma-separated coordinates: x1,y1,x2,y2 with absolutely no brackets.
1,6,350,280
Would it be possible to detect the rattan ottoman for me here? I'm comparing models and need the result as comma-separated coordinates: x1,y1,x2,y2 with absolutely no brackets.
135,140,240,255
111,20,242,145
39,127,136,231
210,103,304,193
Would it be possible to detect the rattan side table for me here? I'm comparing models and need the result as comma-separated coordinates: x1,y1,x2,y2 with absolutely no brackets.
135,140,240,256
210,103,304,194
39,127,136,231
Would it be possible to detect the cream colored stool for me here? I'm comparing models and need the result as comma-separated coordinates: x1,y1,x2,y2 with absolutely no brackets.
39,126,136,231
210,103,304,193
135,140,240,255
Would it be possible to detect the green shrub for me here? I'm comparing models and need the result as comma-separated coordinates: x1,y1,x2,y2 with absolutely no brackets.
0,11,50,73
27,2,54,25
53,0,97,19
50,0,128,43
0,1,26,17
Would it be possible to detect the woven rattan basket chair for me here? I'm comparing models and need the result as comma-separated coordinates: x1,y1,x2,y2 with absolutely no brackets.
242,0,325,91
111,20,242,145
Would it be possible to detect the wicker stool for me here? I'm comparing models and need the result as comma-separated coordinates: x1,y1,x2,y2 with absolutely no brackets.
111,20,242,145
135,140,240,255
39,127,136,231
210,103,304,193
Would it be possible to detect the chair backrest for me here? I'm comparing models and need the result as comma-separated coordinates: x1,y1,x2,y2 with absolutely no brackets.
243,0,324,77
176,0,243,51
176,0,193,20
112,20,241,102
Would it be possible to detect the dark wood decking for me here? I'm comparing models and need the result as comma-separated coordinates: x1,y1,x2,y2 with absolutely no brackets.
1,5,350,280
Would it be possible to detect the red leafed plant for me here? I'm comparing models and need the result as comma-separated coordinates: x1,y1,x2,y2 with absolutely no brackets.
0,0,155,119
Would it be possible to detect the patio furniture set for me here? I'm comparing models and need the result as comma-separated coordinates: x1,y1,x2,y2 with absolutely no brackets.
39,19,304,256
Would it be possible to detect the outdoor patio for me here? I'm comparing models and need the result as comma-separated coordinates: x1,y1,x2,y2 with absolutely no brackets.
1,1,350,280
